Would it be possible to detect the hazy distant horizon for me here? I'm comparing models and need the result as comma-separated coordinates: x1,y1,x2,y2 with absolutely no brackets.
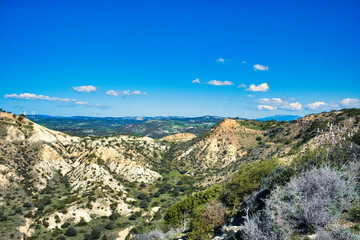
22,112,303,120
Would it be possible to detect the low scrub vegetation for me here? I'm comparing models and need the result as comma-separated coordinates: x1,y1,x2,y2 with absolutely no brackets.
241,165,360,239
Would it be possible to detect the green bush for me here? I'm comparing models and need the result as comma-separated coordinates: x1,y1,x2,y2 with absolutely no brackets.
61,222,71,228
105,221,113,230
24,211,33,218
23,202,32,208
221,159,278,208
109,212,119,220
64,227,77,236
164,185,221,226
0,215,8,221
351,205,360,221
15,207,22,214
188,201,226,240
91,228,101,239
76,217,88,226
353,224,360,232
140,200,149,209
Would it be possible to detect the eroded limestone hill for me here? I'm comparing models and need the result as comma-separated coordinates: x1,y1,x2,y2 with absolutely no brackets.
174,118,263,170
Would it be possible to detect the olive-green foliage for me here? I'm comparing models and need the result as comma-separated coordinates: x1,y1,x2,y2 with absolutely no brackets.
259,165,296,190
187,201,226,240
91,228,102,239
353,132,360,145
300,119,328,143
187,205,211,240
341,108,360,117
351,205,360,222
163,185,221,226
222,159,279,208
64,227,77,236
164,159,278,229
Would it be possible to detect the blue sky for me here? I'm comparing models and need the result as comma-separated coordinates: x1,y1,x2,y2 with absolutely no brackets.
1,0,360,118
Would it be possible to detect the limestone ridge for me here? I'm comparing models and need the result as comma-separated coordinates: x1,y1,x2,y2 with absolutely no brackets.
161,133,197,142
174,118,262,169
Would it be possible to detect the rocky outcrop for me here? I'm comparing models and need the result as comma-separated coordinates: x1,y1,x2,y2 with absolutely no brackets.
175,119,262,169
161,133,197,142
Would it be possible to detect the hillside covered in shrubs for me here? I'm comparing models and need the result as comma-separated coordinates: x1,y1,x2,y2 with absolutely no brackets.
0,108,360,239
131,109,360,240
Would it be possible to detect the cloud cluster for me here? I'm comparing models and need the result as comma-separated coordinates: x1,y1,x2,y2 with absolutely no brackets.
258,105,277,111
340,98,360,108
106,90,147,97
304,98,360,111
254,64,269,71
256,98,360,112
247,83,269,92
216,58,226,63
256,98,302,111
207,80,234,86
306,102,328,110
4,93,72,102
73,85,97,92
4,93,103,108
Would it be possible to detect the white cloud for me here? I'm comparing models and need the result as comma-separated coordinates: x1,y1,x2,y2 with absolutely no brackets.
258,105,277,111
121,90,131,96
216,58,225,63
207,80,234,86
132,90,146,95
254,64,269,71
257,98,285,105
192,78,200,84
306,102,328,110
340,98,360,108
106,90,118,96
283,102,302,111
247,83,269,92
241,61,246,64
106,90,147,97
247,94,255,98
4,93,103,108
75,101,89,105
73,85,97,92
256,97,302,111
238,83,247,88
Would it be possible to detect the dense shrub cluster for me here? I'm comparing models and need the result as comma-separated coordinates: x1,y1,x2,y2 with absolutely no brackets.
241,166,359,239
188,201,226,240
315,227,360,240
221,159,278,208
132,230,166,240
162,159,278,239
164,185,221,226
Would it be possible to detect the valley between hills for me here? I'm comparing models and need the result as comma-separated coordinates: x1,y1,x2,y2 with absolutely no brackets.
1,109,360,240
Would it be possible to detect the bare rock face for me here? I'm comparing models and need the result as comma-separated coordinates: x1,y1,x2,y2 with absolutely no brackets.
161,133,197,142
